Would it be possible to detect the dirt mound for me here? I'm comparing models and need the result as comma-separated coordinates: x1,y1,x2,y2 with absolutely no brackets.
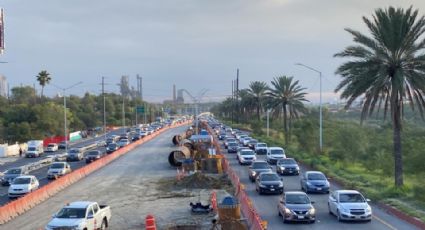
174,172,233,190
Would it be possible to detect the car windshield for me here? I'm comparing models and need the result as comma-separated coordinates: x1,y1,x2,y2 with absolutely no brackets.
50,164,64,169
28,147,36,151
6,169,21,174
252,162,269,169
278,159,296,165
88,151,100,156
257,143,266,147
226,138,235,142
228,142,237,147
260,174,280,181
48,144,55,147
13,178,31,184
307,173,326,180
108,143,117,148
271,149,284,155
286,194,310,204
339,193,365,203
69,149,80,153
241,150,254,156
56,208,86,218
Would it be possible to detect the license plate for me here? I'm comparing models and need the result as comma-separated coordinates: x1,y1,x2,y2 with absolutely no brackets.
270,188,275,191
317,188,322,190
298,216,304,219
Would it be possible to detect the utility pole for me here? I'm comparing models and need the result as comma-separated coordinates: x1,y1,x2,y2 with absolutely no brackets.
102,76,106,141
231,80,234,124
236,69,239,123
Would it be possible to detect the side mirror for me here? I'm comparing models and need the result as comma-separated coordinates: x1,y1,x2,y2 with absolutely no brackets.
280,200,284,204
311,201,315,204
366,199,371,202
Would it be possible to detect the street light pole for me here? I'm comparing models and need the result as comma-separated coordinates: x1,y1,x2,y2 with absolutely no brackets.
266,109,271,137
52,81,83,153
295,63,323,152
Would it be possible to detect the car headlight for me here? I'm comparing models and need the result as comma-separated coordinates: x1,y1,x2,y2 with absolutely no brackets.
366,206,372,213
280,166,285,170
306,181,312,186
284,208,291,214
308,207,316,215
295,166,300,170
278,182,284,187
251,171,256,176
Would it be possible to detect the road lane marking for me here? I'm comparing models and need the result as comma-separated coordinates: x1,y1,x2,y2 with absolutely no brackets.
374,214,398,230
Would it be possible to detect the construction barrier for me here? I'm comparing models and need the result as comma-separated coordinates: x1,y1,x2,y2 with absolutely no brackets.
206,125,265,230
0,121,192,225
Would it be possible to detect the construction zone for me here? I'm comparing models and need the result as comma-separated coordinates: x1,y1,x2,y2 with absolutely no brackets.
154,120,249,230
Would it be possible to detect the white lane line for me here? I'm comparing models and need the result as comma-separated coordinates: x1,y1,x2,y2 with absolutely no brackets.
373,214,398,230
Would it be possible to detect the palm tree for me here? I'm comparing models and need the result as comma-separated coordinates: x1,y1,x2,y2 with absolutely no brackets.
247,81,268,121
36,70,52,100
268,76,308,145
334,6,425,187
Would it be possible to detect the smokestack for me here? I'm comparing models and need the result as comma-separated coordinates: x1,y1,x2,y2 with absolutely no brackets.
173,84,176,102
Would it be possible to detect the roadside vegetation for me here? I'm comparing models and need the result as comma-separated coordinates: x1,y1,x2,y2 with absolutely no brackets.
0,75,166,144
212,6,425,223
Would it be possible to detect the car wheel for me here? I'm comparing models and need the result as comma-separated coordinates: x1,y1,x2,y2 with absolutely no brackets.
101,219,107,229
310,220,316,224
337,210,343,222
278,209,282,216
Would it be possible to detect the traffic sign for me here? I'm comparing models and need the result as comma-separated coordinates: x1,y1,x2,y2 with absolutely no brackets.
137,106,145,113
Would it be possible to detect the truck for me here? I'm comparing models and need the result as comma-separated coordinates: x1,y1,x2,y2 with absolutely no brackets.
45,201,111,230
26,140,44,158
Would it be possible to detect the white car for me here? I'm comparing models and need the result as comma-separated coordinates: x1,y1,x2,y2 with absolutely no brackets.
46,143,59,152
237,149,257,165
47,162,72,179
254,142,268,155
328,190,372,222
8,175,39,198
118,138,130,147
242,137,252,146
266,147,286,164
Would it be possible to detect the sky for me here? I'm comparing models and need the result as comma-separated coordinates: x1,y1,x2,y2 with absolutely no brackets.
1,0,425,104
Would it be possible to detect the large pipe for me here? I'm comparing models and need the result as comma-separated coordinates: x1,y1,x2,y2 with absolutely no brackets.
171,129,194,145
168,146,191,167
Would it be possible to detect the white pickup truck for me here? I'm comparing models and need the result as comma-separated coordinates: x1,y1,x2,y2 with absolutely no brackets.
45,201,111,230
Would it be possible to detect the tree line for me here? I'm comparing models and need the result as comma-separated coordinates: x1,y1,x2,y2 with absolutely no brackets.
0,72,164,144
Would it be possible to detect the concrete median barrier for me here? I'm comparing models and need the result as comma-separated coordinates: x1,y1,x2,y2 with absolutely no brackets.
0,121,191,225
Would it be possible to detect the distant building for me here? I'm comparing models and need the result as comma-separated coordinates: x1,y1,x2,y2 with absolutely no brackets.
0,75,7,98
176,89,184,104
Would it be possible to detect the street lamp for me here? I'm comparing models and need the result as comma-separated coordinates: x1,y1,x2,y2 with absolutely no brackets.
295,63,323,152
52,81,83,153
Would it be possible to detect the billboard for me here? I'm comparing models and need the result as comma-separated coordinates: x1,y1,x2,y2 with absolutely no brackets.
0,8,3,54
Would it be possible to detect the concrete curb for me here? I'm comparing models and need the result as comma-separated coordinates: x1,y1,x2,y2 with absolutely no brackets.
376,203,425,230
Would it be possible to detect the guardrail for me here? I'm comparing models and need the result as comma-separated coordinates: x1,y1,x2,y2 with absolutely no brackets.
0,121,191,224
206,125,265,230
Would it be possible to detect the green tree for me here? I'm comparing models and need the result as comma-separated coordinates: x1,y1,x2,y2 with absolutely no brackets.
36,70,51,100
11,86,37,105
334,6,425,187
247,81,269,121
268,76,308,145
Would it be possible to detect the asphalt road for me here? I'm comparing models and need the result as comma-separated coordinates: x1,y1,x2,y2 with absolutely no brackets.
0,129,125,206
218,140,420,230
0,125,189,230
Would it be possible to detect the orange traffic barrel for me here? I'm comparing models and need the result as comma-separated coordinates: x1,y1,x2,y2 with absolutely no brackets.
145,214,156,230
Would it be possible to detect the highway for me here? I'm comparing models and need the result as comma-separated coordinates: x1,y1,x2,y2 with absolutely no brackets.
0,125,190,230
0,129,124,206
218,139,420,230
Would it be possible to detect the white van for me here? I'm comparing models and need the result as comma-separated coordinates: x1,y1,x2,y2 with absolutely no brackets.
266,147,286,164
